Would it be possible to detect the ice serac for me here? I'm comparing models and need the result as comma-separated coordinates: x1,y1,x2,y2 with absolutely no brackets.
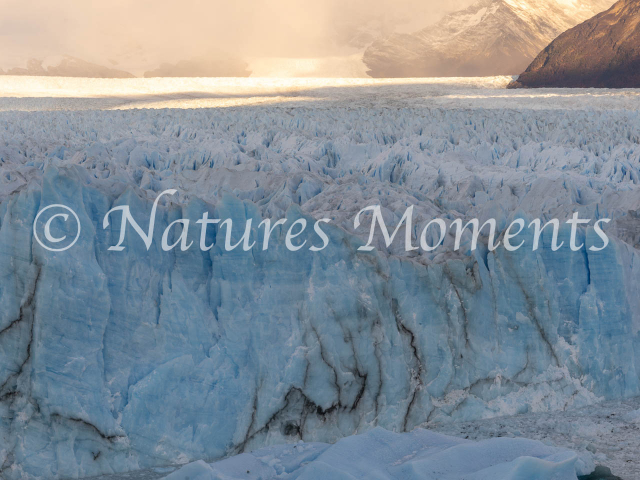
0,105,639,478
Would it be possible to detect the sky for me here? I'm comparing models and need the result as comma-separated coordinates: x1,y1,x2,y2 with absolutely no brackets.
0,0,474,73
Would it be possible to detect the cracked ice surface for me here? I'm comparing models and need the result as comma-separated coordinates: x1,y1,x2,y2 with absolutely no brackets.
0,80,640,478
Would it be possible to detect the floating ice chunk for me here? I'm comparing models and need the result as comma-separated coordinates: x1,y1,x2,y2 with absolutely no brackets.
164,427,594,480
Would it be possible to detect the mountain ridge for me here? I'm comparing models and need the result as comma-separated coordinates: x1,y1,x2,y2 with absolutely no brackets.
1,53,252,79
363,0,614,77
0,56,135,78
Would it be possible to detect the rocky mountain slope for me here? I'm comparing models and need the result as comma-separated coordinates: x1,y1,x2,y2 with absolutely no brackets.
363,0,613,77
509,0,640,88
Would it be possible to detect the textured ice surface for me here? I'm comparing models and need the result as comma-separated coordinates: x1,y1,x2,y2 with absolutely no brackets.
430,396,640,479
162,427,595,480
0,80,640,478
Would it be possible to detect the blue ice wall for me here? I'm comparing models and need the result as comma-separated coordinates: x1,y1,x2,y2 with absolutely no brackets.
0,166,638,478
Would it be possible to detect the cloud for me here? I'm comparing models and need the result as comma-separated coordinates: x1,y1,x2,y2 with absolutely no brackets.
0,0,475,71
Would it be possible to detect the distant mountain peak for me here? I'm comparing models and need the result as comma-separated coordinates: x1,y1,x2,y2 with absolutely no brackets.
363,0,614,77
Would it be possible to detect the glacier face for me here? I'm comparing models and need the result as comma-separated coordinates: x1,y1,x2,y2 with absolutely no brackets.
1,101,640,479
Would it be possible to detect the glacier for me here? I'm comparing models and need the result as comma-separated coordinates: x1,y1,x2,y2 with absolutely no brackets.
1,91,640,479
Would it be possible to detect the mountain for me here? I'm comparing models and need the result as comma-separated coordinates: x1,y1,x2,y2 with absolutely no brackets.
509,0,640,88
1,55,134,78
143,54,251,77
1,52,251,79
363,0,614,77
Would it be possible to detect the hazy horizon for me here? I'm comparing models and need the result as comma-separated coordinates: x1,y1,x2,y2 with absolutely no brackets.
1,0,617,78
0,0,478,76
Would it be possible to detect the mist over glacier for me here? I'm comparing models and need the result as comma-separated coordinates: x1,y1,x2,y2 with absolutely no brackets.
1,84,640,478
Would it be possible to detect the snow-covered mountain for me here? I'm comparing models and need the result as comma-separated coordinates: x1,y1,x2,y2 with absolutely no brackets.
363,0,614,77
1,56,134,78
